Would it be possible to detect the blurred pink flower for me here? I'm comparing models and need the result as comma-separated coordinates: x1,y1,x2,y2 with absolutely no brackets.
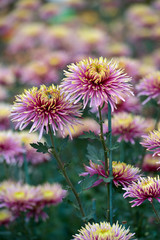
140,130,160,157
105,112,154,144
137,72,160,104
142,154,160,172
0,131,24,165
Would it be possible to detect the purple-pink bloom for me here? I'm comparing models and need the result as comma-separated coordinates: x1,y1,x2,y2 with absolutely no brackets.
137,71,160,104
61,57,133,111
80,160,141,188
123,176,160,207
11,84,82,139
140,130,160,157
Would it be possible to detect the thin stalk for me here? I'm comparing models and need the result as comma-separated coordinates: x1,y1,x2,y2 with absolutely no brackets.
150,201,160,223
48,124,85,218
98,106,109,172
108,101,113,225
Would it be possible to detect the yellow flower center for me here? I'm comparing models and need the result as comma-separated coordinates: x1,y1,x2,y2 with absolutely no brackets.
95,228,112,238
14,191,25,200
87,63,110,84
118,116,133,126
42,190,54,199
48,57,60,66
0,210,11,221
31,63,48,75
141,180,153,189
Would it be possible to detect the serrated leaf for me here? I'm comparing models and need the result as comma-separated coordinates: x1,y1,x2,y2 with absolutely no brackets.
80,175,98,190
99,176,113,183
79,131,99,140
86,144,104,162
30,142,50,154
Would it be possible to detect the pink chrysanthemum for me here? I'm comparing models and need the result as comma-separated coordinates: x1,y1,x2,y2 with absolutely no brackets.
141,130,160,156
105,112,155,144
11,84,82,139
0,131,24,165
142,154,160,172
27,183,67,221
80,160,141,188
61,57,133,110
19,131,50,165
0,182,38,215
73,221,135,240
123,176,160,207
137,71,160,104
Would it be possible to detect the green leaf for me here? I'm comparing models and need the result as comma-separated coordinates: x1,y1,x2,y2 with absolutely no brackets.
86,144,104,162
30,142,50,154
79,131,99,140
80,175,98,190
99,176,113,183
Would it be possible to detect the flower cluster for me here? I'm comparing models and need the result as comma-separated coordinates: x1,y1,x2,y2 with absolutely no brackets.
0,181,67,221
73,221,135,240
61,57,133,110
80,160,141,188
11,84,82,139
123,176,160,207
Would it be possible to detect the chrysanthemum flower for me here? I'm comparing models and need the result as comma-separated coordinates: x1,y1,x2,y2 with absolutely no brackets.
37,183,67,206
61,57,133,110
0,66,15,86
0,183,38,214
142,154,160,172
11,84,82,139
21,61,59,85
123,176,160,207
19,131,50,165
80,160,141,188
137,71,160,104
0,131,24,165
73,221,135,240
141,130,160,156
105,112,153,144
0,103,11,130
0,209,13,226
58,118,99,138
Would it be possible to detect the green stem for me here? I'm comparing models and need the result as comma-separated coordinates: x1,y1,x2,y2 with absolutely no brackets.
108,101,113,225
48,124,85,219
98,106,108,172
150,201,160,223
